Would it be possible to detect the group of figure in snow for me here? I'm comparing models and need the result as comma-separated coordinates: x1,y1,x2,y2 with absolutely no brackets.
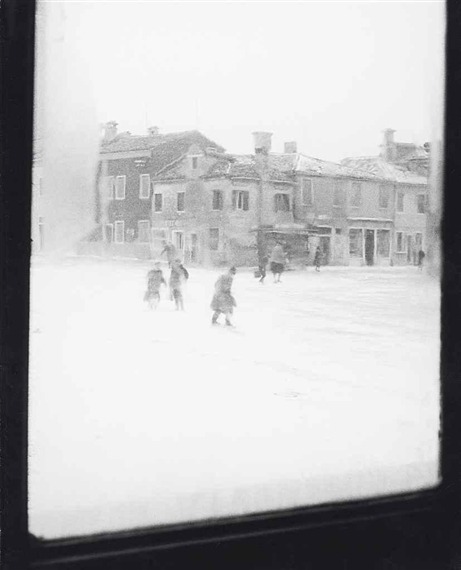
257,242,323,284
144,257,189,312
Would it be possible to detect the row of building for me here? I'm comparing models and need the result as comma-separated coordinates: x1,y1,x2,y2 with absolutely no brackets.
32,124,430,267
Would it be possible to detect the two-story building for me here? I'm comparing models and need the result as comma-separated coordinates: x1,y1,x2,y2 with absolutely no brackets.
342,129,429,265
79,122,225,259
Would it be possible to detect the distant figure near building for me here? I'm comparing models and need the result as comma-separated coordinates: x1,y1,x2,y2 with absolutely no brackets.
161,240,177,267
418,249,426,271
144,262,166,310
211,266,237,326
314,246,322,272
270,242,286,283
169,259,189,311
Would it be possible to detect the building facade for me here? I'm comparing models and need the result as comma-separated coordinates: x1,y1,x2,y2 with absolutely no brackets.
87,127,429,267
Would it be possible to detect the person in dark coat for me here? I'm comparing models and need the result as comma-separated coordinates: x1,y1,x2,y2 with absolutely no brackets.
144,262,166,310
418,249,426,270
270,242,286,283
161,240,177,267
169,259,189,311
314,246,322,272
211,266,237,326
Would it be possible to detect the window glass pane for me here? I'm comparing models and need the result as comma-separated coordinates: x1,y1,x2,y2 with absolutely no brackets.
154,193,162,212
29,0,443,541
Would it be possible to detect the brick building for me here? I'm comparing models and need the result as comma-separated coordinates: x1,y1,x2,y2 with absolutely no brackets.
79,122,225,259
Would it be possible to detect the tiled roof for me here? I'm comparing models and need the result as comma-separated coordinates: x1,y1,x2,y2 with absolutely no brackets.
341,156,428,185
100,130,225,156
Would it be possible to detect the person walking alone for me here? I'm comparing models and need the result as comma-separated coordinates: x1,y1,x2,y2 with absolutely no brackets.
211,266,237,326
169,259,189,311
314,246,322,272
144,262,167,310
270,242,286,283
161,240,177,268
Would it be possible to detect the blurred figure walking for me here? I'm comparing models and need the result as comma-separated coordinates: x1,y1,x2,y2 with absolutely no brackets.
144,262,166,310
211,266,237,326
270,242,286,283
169,259,189,311
314,246,322,272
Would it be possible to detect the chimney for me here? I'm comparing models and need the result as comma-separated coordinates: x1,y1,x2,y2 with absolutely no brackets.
381,128,396,162
252,131,272,155
103,121,118,143
148,126,159,136
284,141,297,154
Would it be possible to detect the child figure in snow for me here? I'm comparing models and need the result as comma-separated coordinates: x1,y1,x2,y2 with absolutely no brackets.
169,259,189,311
144,262,166,310
211,266,237,326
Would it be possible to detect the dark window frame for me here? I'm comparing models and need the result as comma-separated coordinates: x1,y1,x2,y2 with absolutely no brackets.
212,189,224,211
2,2,461,569
177,191,185,212
154,192,163,213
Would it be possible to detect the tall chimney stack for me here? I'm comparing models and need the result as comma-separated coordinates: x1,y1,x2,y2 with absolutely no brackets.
103,121,118,143
381,128,396,162
284,141,297,154
252,131,272,155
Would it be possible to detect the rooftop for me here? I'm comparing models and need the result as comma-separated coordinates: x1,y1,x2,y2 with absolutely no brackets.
341,156,428,185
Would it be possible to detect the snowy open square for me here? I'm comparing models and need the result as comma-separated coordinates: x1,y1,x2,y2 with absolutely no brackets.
28,260,440,539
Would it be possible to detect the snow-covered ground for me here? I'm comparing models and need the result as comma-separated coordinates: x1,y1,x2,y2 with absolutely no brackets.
28,259,441,539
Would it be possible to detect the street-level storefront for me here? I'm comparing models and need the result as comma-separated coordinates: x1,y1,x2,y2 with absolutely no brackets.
347,218,393,266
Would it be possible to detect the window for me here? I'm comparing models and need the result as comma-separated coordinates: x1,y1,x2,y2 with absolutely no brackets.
350,183,362,208
333,183,344,207
397,191,404,212
232,190,249,211
114,220,125,243
302,179,313,206
192,157,198,169
177,192,185,212
139,174,150,199
335,228,342,235
154,193,163,212
137,220,150,242
103,176,115,199
105,223,114,243
379,185,390,209
274,193,290,212
396,231,405,252
115,176,126,200
349,228,363,256
209,228,219,250
212,190,224,210
377,229,390,257
417,194,426,213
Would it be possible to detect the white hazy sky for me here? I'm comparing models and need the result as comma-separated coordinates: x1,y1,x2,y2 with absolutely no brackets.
43,0,445,162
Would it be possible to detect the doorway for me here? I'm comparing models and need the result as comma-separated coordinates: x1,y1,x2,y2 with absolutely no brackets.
407,235,413,264
365,229,375,266
319,236,331,265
